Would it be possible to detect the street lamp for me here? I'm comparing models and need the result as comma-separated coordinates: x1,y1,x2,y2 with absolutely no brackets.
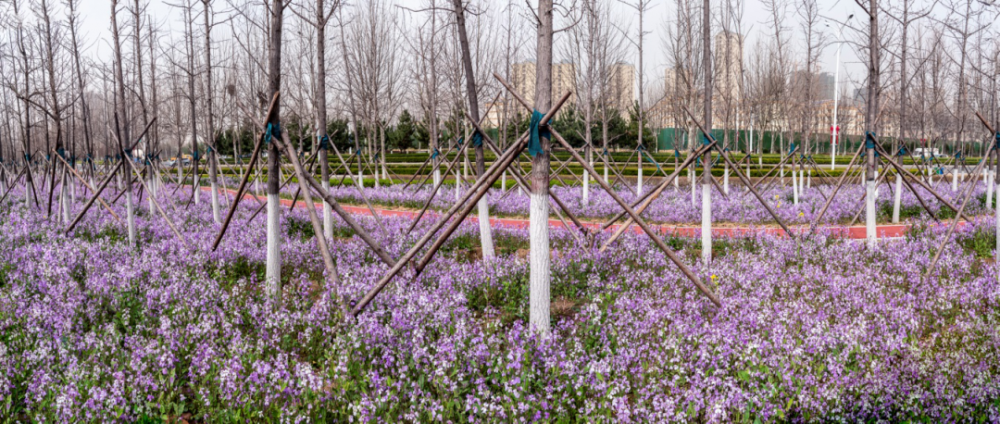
827,14,852,170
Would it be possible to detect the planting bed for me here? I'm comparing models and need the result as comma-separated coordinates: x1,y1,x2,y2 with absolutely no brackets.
1,184,999,422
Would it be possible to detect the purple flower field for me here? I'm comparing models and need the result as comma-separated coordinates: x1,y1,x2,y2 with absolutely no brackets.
2,183,1000,422
298,180,991,225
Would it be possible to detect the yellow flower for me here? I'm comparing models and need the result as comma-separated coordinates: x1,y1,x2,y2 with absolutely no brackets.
777,202,782,208
798,212,805,217
711,274,718,286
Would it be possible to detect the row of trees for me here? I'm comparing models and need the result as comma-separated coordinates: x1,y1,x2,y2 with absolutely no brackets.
214,104,656,157
2,0,997,171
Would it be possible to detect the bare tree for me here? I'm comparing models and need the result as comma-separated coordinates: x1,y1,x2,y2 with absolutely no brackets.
529,0,554,335
700,0,713,264
265,0,286,301
620,0,652,193
451,0,495,258
111,0,137,246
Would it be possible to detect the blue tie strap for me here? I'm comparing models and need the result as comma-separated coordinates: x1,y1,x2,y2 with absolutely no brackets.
431,148,440,160
865,132,876,149
319,134,331,150
264,122,281,145
528,110,549,157
472,131,483,148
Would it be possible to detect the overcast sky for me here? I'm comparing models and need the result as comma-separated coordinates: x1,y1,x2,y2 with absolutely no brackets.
70,0,916,95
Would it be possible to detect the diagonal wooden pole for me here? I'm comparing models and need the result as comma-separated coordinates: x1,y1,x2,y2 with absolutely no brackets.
925,141,997,275
403,134,477,235
55,153,120,222
876,143,973,221
66,119,155,233
351,92,573,317
123,150,192,250
548,126,722,307
681,105,796,239
464,111,591,243
272,131,352,319
596,143,715,232
599,141,717,252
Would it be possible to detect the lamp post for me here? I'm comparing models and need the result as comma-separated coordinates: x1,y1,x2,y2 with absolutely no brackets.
828,15,852,170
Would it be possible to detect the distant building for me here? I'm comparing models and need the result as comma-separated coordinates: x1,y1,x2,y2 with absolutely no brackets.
714,31,743,104
817,72,835,100
608,63,635,114
510,61,637,121
511,61,576,111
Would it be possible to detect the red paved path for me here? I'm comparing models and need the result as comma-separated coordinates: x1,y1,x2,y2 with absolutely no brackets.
201,186,968,239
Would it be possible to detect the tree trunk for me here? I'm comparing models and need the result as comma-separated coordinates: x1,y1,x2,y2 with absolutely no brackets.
530,0,553,335
864,0,879,248
701,0,713,266
203,0,221,223
266,0,285,302
316,0,333,239
451,0,495,258
111,0,136,246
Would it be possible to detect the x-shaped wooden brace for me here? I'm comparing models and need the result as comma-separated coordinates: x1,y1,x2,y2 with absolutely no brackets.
349,91,574,317
493,74,723,307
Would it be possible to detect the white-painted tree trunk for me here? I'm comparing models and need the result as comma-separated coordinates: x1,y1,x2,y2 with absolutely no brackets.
637,153,643,194
986,171,994,211
792,168,799,205
501,171,507,191
266,192,282,299
254,170,261,197
477,198,495,258
60,175,70,224
582,167,589,206
148,174,156,213
528,190,550,333
952,167,959,192
806,169,811,188
723,162,729,195
126,189,137,247
323,174,333,240
866,180,877,248
690,166,696,206
892,172,902,223
701,183,711,266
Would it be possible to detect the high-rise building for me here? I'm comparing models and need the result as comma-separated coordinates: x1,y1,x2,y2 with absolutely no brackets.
713,31,743,104
511,62,537,107
817,72,835,100
511,61,636,119
511,61,576,109
608,63,635,114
